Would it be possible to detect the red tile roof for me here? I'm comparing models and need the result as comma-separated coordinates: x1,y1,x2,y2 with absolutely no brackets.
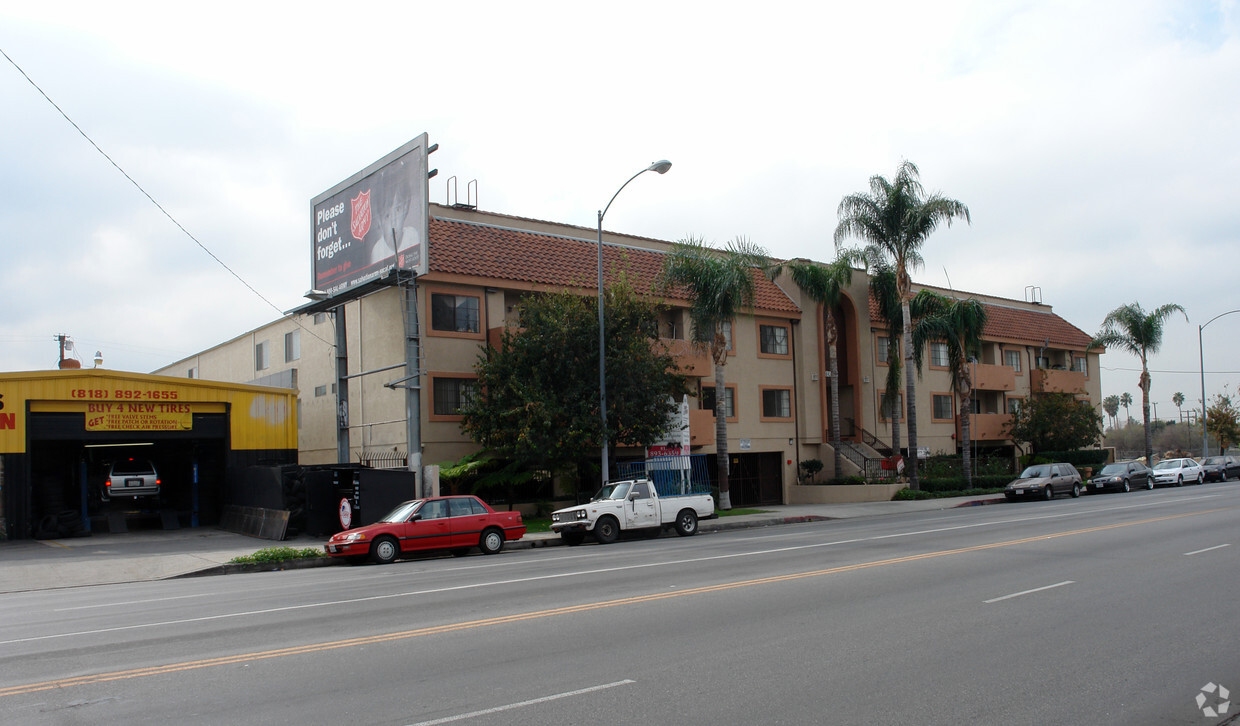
867,291,1094,349
429,216,800,315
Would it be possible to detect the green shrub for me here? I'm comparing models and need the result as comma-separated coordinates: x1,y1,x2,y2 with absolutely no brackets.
228,546,325,565
1019,449,1108,469
893,487,1006,500
917,474,1011,493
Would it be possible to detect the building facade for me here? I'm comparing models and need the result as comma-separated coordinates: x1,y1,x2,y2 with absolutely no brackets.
155,203,1102,506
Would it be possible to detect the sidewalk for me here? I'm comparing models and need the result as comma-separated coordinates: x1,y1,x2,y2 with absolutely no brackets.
0,494,1004,594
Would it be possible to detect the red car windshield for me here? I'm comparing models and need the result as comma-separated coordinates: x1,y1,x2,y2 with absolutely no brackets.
379,500,423,523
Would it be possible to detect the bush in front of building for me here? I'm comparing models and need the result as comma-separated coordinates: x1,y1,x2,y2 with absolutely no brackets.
892,486,1005,500
228,546,325,564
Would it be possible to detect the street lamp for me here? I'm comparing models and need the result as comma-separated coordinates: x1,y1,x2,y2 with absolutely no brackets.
1199,309,1240,458
598,160,672,484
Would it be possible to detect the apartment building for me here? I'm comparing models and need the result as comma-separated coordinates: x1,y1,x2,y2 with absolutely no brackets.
155,203,1101,506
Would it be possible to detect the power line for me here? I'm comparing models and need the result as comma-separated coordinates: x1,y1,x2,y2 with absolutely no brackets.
0,46,332,349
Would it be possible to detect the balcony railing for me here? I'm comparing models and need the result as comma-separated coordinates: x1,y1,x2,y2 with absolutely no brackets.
658,338,712,377
972,363,1015,392
957,413,1013,441
1031,368,1086,394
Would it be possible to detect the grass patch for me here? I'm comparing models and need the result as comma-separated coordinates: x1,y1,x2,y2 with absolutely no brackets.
228,546,325,564
523,518,552,533
717,508,769,517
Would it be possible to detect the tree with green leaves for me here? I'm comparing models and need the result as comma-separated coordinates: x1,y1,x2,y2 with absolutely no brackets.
1205,391,1239,455
1120,392,1133,424
772,255,856,479
660,237,769,509
1172,391,1186,422
1102,394,1120,430
460,281,687,485
1005,392,1104,454
835,161,971,490
910,290,988,487
1091,302,1188,468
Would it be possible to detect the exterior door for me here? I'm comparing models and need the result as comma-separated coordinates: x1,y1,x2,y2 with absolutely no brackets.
403,498,451,552
447,496,488,548
624,481,659,530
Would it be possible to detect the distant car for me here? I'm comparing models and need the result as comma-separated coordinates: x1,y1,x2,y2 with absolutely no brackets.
1088,461,1152,493
104,457,161,499
1200,455,1240,482
1149,458,1204,487
1005,462,1082,500
324,495,526,564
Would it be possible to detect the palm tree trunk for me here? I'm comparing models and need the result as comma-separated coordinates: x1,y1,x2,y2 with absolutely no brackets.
1141,363,1153,466
902,301,920,490
960,391,972,487
715,359,731,510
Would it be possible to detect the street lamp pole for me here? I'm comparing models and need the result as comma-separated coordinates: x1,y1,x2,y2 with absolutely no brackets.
1199,309,1240,458
598,160,672,485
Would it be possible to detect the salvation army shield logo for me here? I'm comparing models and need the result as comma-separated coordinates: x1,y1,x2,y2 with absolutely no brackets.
350,189,372,241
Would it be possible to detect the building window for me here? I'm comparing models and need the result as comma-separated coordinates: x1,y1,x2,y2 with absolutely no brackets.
700,385,737,420
187,367,197,379
932,394,954,421
1073,355,1088,375
877,335,891,365
314,384,328,397
1004,349,1021,372
878,390,904,422
431,376,477,418
761,387,793,419
285,330,301,362
930,342,950,368
255,341,269,371
431,293,480,334
759,323,790,357
313,312,328,325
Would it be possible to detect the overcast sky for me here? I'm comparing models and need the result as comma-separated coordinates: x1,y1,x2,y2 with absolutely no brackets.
2,0,1237,424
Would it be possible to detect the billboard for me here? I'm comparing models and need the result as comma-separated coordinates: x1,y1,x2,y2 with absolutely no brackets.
311,133,429,298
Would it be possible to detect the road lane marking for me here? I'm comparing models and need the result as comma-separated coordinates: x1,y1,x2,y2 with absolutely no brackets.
1184,543,1230,556
0,507,1224,699
54,593,210,612
402,680,635,726
984,581,1075,603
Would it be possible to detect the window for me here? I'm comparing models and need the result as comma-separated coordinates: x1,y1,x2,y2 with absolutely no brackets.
285,330,301,362
313,312,328,325
1004,349,1021,372
314,385,328,398
449,497,486,517
933,394,954,421
759,323,790,356
879,391,904,422
432,376,477,418
930,342,950,368
419,499,448,520
700,385,736,420
255,341,269,371
431,293,480,334
761,387,792,419
877,336,891,365
187,367,197,379
1073,355,1088,375
632,481,652,499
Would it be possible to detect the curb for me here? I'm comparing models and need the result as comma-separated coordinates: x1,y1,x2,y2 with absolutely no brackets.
173,556,341,579
953,497,1007,507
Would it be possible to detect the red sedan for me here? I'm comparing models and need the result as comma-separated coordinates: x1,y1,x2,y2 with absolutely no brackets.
325,495,526,564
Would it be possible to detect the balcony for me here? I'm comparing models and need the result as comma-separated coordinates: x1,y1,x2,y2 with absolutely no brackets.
689,408,716,446
1032,368,1086,394
658,338,712,378
957,413,1013,441
972,363,1015,392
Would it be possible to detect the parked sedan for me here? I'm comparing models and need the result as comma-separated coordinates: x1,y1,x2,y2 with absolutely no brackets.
1201,455,1240,482
1005,462,1082,500
1088,461,1152,493
1149,458,1204,487
325,495,526,564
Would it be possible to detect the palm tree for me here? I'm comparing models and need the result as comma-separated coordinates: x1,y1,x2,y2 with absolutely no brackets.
1120,392,1133,424
661,237,768,510
870,263,906,464
835,161,971,489
773,255,856,479
1092,302,1188,467
1102,395,1120,430
1172,391,1186,422
910,290,988,487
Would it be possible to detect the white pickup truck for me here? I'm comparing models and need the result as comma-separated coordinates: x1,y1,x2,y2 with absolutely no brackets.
549,478,716,545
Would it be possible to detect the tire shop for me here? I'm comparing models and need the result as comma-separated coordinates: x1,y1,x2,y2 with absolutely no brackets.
0,369,298,540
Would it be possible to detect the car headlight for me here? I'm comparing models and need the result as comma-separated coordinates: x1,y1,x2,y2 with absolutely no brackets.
575,510,588,520
343,532,366,542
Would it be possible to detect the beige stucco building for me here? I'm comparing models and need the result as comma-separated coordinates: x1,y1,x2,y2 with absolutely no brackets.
155,203,1102,506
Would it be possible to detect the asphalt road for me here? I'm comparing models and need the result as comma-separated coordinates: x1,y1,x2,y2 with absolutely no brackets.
1,485,1238,725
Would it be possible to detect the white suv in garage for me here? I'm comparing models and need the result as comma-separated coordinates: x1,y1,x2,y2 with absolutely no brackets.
104,457,161,499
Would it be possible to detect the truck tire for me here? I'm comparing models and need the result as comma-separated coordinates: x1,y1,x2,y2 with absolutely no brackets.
674,509,699,536
594,516,619,544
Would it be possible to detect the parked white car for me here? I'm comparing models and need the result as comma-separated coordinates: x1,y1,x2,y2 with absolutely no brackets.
1149,458,1204,487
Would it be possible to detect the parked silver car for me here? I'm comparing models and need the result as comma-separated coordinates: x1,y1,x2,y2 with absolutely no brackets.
1005,462,1082,500
104,457,161,499
1149,457,1204,487
1088,461,1152,493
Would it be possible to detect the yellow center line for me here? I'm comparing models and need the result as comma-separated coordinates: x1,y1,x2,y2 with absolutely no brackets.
1,506,1227,698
